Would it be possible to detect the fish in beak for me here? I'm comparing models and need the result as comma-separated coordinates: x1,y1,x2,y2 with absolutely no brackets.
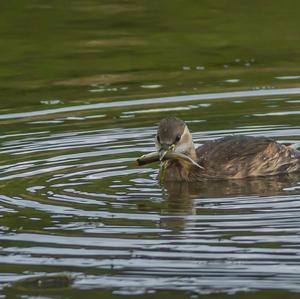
159,144,176,161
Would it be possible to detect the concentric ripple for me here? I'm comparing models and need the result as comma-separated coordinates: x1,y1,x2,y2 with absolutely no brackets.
1,90,300,297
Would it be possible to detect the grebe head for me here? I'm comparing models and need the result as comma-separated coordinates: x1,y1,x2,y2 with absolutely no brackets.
155,117,197,161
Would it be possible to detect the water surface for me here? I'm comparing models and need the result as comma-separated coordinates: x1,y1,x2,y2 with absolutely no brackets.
1,1,300,298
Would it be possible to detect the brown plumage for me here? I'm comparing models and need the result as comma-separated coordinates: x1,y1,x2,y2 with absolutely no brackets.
155,117,300,182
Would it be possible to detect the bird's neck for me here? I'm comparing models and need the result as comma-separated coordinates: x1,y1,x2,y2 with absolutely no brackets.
182,143,197,161
176,139,197,161
188,146,197,161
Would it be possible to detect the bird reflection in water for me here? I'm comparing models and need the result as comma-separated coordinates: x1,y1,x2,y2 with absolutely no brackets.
159,173,300,232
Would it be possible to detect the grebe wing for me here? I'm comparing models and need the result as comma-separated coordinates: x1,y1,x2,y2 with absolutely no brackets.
196,135,300,178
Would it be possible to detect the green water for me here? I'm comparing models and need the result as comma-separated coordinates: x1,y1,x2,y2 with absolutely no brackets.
1,1,300,110
1,1,300,299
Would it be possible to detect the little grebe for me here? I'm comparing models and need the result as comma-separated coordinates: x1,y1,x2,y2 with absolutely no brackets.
139,117,300,182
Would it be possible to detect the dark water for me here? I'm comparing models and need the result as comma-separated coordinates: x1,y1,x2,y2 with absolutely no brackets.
1,1,300,298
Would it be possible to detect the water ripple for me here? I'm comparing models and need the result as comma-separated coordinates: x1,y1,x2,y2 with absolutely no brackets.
1,90,300,296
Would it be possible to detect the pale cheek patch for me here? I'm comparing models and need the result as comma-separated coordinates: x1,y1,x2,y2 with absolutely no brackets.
175,127,193,154
176,143,190,154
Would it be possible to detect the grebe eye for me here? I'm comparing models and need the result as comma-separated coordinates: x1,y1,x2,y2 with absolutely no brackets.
175,134,181,143
157,135,160,143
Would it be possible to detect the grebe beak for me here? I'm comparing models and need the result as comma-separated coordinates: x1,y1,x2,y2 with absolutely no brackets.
159,144,176,161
